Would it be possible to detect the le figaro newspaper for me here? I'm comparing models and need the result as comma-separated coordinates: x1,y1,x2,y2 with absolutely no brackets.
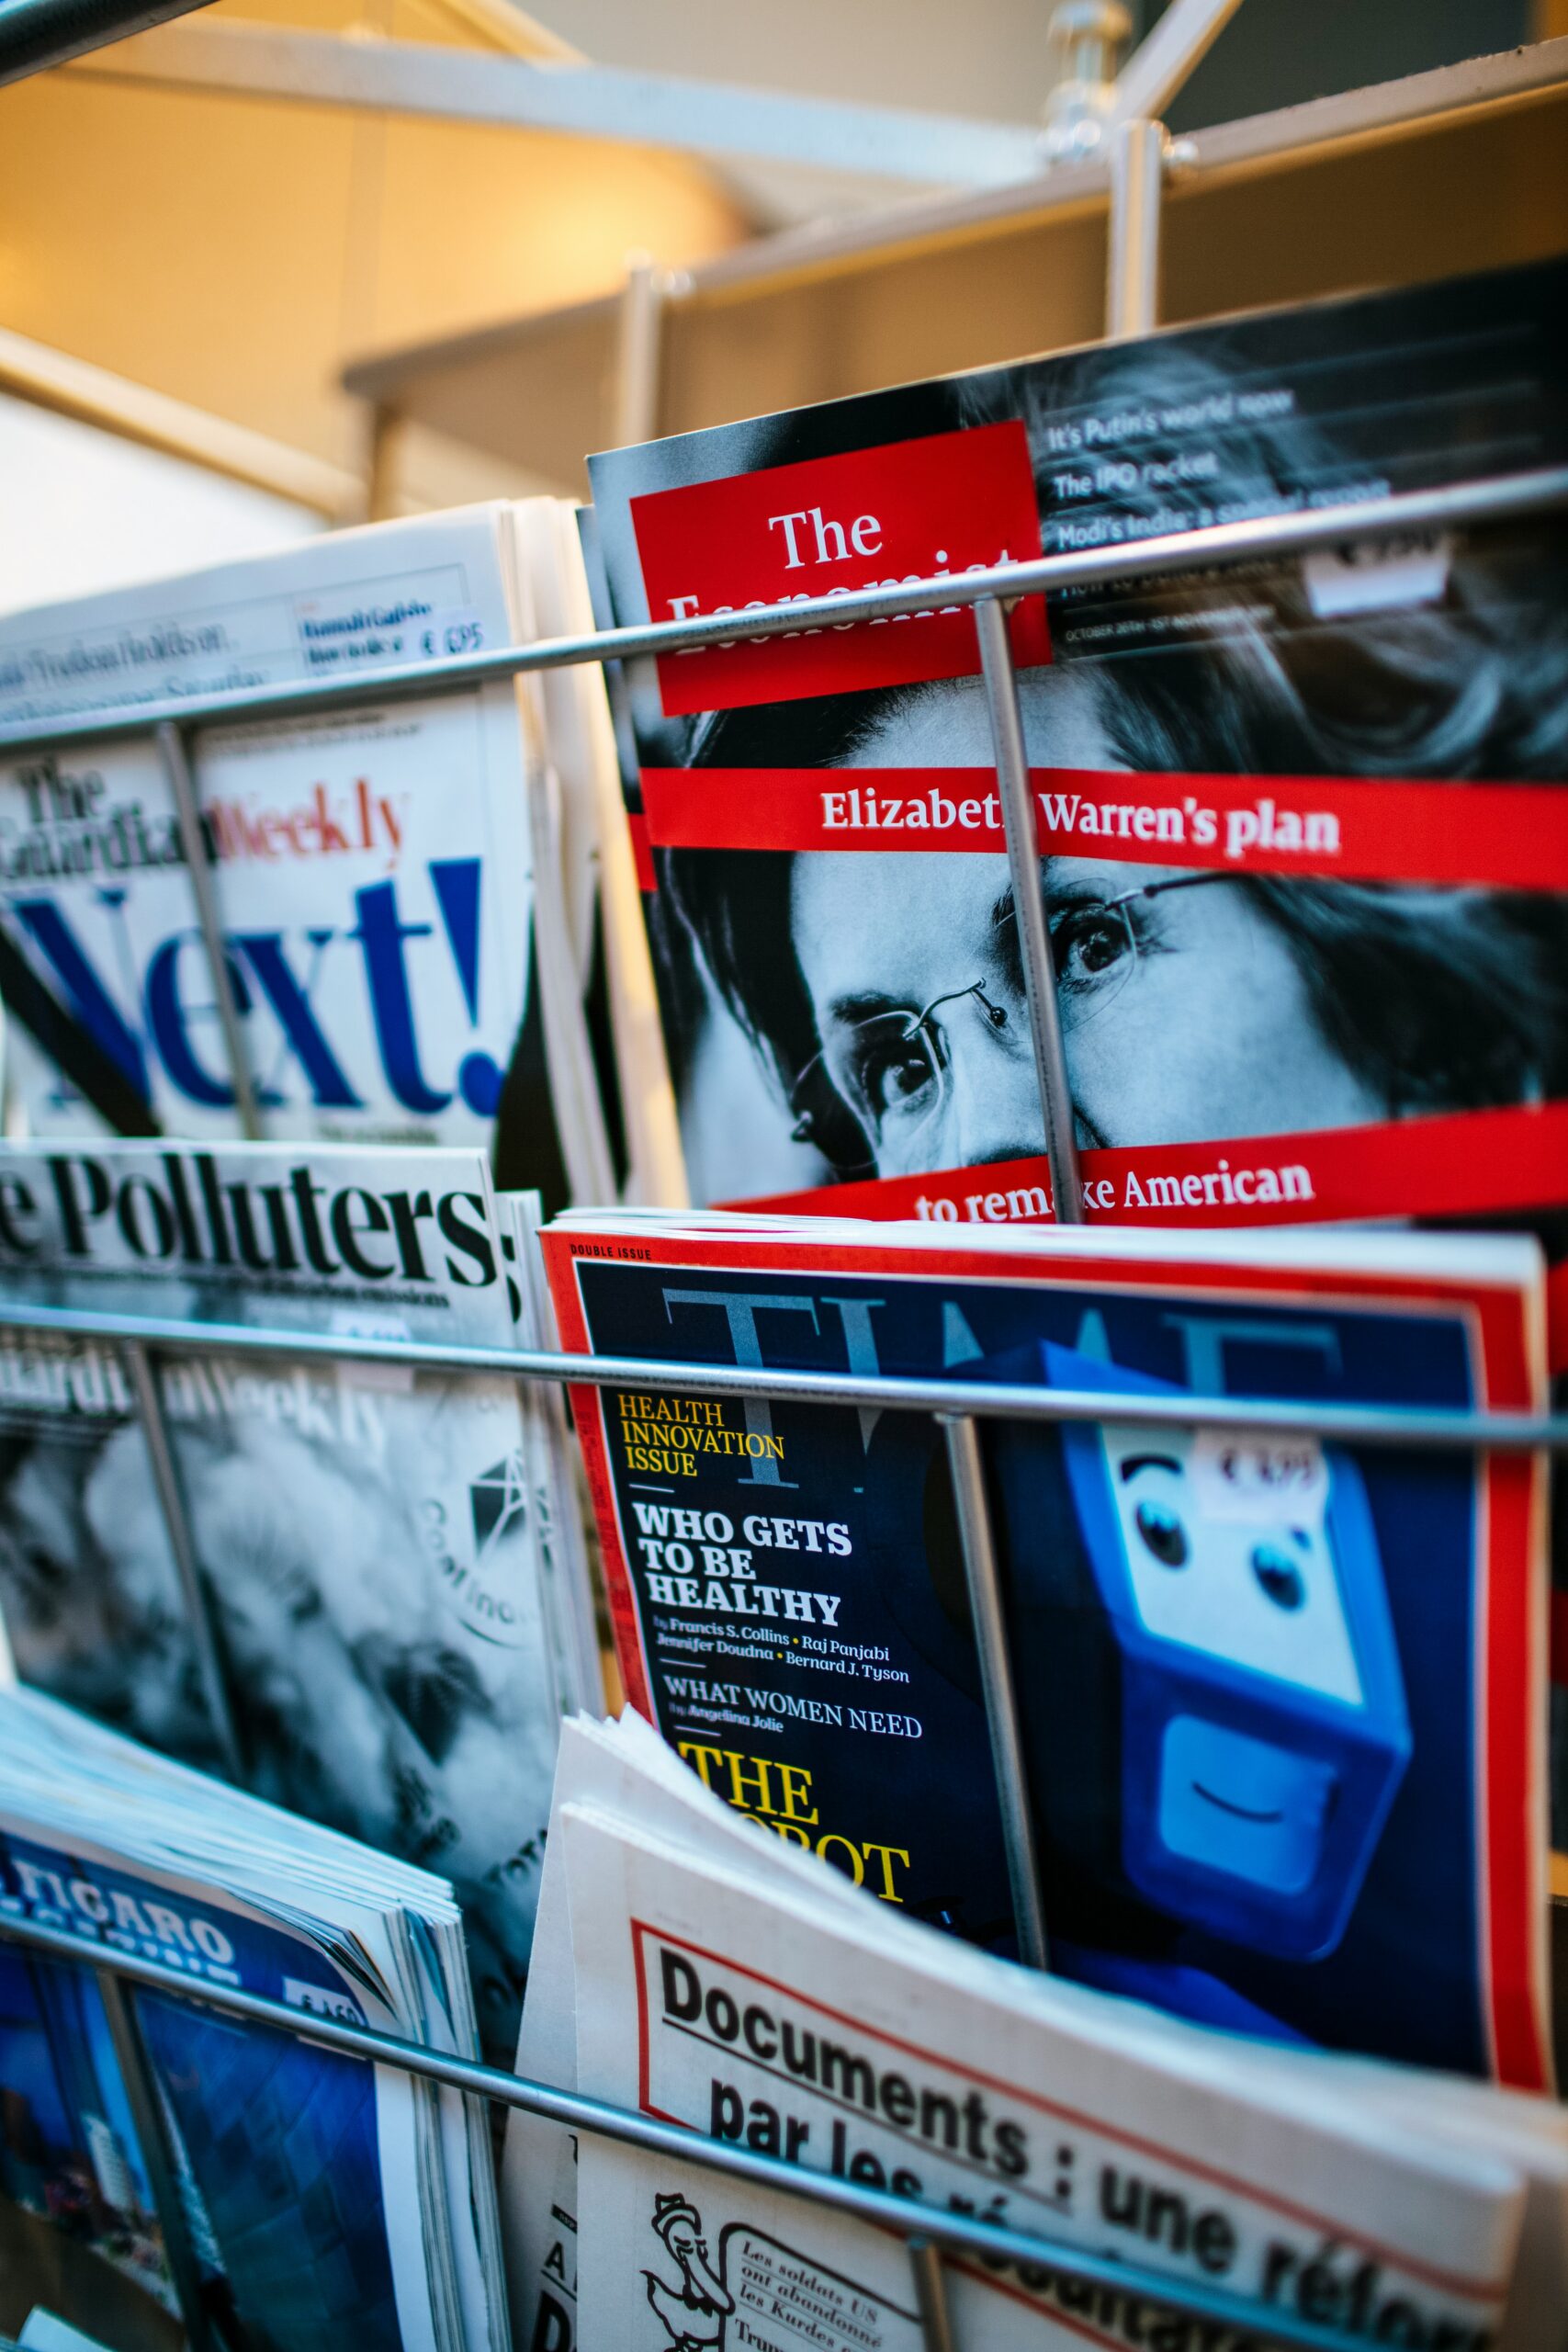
0,1685,508,2352
0,1139,595,2054
0,504,610,1205
0,1932,181,2324
585,256,1568,1231
543,1211,1551,2089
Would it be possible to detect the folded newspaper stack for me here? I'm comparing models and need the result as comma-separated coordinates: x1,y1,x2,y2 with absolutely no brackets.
0,500,624,1208
504,1711,1568,2352
539,1206,1552,2087
0,1683,508,2352
0,1140,600,2052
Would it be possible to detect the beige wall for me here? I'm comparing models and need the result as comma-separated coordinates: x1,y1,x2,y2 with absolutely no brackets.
0,0,747,477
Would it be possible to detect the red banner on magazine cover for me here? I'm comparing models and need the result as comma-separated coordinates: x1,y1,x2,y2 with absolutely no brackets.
738,1098,1568,1233
641,766,1568,890
629,423,1050,718
543,1216,1549,2089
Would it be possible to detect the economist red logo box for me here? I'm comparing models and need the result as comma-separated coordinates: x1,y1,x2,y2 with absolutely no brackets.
629,421,1051,718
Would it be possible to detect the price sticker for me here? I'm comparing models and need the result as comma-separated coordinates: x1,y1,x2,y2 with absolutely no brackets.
1190,1430,1329,1529
418,608,486,661
284,1976,366,2023
1303,530,1450,619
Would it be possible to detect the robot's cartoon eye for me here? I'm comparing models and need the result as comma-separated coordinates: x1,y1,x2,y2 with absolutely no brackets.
1251,1545,1305,1610
1134,1498,1188,1567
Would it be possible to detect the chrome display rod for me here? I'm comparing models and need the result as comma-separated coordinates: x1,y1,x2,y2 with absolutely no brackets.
0,469,1561,755
0,0,211,87
908,2237,957,2352
157,718,262,1140
613,254,667,449
96,1963,222,2352
9,1297,1566,1453
0,1912,1372,2352
1106,115,1165,334
122,1337,247,1784
940,1411,1051,1967
974,595,1084,1224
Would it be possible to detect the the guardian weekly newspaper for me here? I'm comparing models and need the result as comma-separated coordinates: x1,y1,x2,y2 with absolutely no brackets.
542,1212,1551,2087
0,1141,589,2052
585,257,1568,1231
505,1713,1568,2352
0,504,605,1205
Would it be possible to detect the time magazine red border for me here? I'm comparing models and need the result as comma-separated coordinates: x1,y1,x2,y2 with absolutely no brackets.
546,1227,1550,2091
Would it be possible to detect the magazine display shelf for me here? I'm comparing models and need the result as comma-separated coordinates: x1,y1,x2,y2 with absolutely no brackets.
2,462,1567,2352
0,1302,1565,2352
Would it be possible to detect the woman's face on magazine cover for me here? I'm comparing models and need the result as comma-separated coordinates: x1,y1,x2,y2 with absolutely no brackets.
786,671,1382,1170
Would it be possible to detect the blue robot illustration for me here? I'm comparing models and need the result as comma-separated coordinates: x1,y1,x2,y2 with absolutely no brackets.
993,1342,1413,1965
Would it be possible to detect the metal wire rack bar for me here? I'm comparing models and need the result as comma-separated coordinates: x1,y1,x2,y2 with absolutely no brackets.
0,1907,1402,2352
0,465,1562,752
1,1295,1563,1449
974,594,1084,1223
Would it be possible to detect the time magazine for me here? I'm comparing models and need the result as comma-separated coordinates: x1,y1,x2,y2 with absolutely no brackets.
542,1210,1550,2087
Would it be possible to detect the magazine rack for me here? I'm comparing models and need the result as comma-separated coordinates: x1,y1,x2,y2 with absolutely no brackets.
1,464,1567,2352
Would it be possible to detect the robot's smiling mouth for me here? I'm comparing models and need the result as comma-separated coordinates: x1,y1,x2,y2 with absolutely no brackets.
1157,1718,1337,1899
1191,1782,1285,1825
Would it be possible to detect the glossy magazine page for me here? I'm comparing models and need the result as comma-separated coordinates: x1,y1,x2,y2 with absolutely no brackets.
542,1212,1550,2086
586,257,1568,1233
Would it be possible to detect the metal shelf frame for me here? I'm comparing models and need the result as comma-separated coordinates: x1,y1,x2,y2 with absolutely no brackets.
0,460,1565,2352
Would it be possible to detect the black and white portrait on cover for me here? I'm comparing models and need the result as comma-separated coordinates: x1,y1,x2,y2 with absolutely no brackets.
620,334,1568,1203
